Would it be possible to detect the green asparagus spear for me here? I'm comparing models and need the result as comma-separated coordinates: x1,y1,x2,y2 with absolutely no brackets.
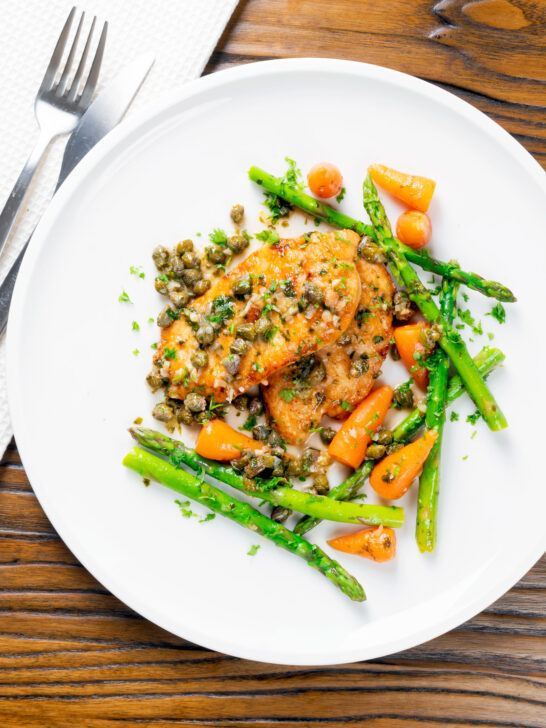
363,174,507,432
124,447,365,602
248,166,515,302
415,277,458,552
295,346,505,537
129,427,404,528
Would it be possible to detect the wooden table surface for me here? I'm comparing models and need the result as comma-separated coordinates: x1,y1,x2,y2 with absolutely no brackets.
1,1,545,725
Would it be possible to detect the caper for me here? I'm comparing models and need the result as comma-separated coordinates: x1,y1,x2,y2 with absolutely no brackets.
358,235,387,264
307,360,327,387
349,356,369,378
227,233,249,254
286,458,302,477
236,322,256,341
319,427,336,444
233,394,249,411
248,397,264,416
419,323,442,350
170,254,186,277
271,457,285,477
176,406,193,425
375,429,393,446
254,316,272,339
169,287,190,308
252,424,271,441
386,442,404,456
232,275,253,297
182,268,202,287
366,443,387,460
191,350,208,368
302,282,324,307
390,342,401,361
181,252,200,269
222,353,241,376
313,473,330,495
230,338,249,356
146,368,163,390
193,411,210,424
267,429,283,449
271,506,291,523
154,275,169,294
393,290,414,322
337,332,351,346
230,204,245,224
152,245,170,270
206,246,228,264
393,383,414,409
301,447,319,473
184,392,207,413
157,305,174,328
176,239,193,255
193,278,211,296
196,323,215,345
244,456,267,478
231,450,252,472
152,401,174,422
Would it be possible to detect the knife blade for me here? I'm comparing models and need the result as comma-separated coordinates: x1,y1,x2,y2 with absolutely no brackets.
0,52,155,334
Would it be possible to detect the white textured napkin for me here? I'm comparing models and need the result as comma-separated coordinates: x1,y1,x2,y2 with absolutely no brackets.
0,0,239,458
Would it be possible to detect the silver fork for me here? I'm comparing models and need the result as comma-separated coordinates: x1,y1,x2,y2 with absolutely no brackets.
0,7,107,260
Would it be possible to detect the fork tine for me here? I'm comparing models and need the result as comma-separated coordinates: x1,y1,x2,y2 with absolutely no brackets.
38,7,76,95
55,11,85,96
78,20,108,109
65,16,96,101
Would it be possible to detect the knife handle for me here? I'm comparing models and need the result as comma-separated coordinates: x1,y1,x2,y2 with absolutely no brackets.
0,240,28,336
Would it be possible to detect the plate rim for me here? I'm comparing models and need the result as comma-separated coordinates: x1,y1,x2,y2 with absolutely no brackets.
7,57,546,665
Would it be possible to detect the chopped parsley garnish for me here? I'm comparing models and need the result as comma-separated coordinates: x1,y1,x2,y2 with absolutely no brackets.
336,187,346,203
132,321,140,331
279,389,296,403
207,295,235,325
148,317,155,324
150,342,158,349
132,349,140,356
209,228,228,246
166,307,180,321
175,499,195,518
256,229,280,246
253,362,263,372
486,302,506,324
340,400,352,411
241,414,257,431
130,265,145,278
458,308,483,335
466,410,481,425
247,544,260,556
118,290,132,303
462,292,469,302
164,346,177,360
263,157,304,223
199,513,216,523
450,411,459,422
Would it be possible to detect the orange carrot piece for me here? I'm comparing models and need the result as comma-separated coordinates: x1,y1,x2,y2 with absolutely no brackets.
396,210,432,249
370,430,438,500
394,322,429,390
328,385,393,469
368,164,436,212
196,420,263,461
328,525,396,562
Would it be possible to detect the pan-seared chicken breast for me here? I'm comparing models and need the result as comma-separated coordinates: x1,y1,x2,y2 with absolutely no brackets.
155,230,361,402
262,258,394,444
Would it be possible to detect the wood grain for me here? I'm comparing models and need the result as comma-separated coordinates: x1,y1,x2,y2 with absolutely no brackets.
1,0,545,724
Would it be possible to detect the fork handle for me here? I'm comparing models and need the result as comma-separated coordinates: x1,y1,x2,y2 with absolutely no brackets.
0,129,54,261
0,239,27,336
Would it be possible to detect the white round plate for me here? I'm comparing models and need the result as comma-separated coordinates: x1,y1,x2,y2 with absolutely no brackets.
8,59,546,665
